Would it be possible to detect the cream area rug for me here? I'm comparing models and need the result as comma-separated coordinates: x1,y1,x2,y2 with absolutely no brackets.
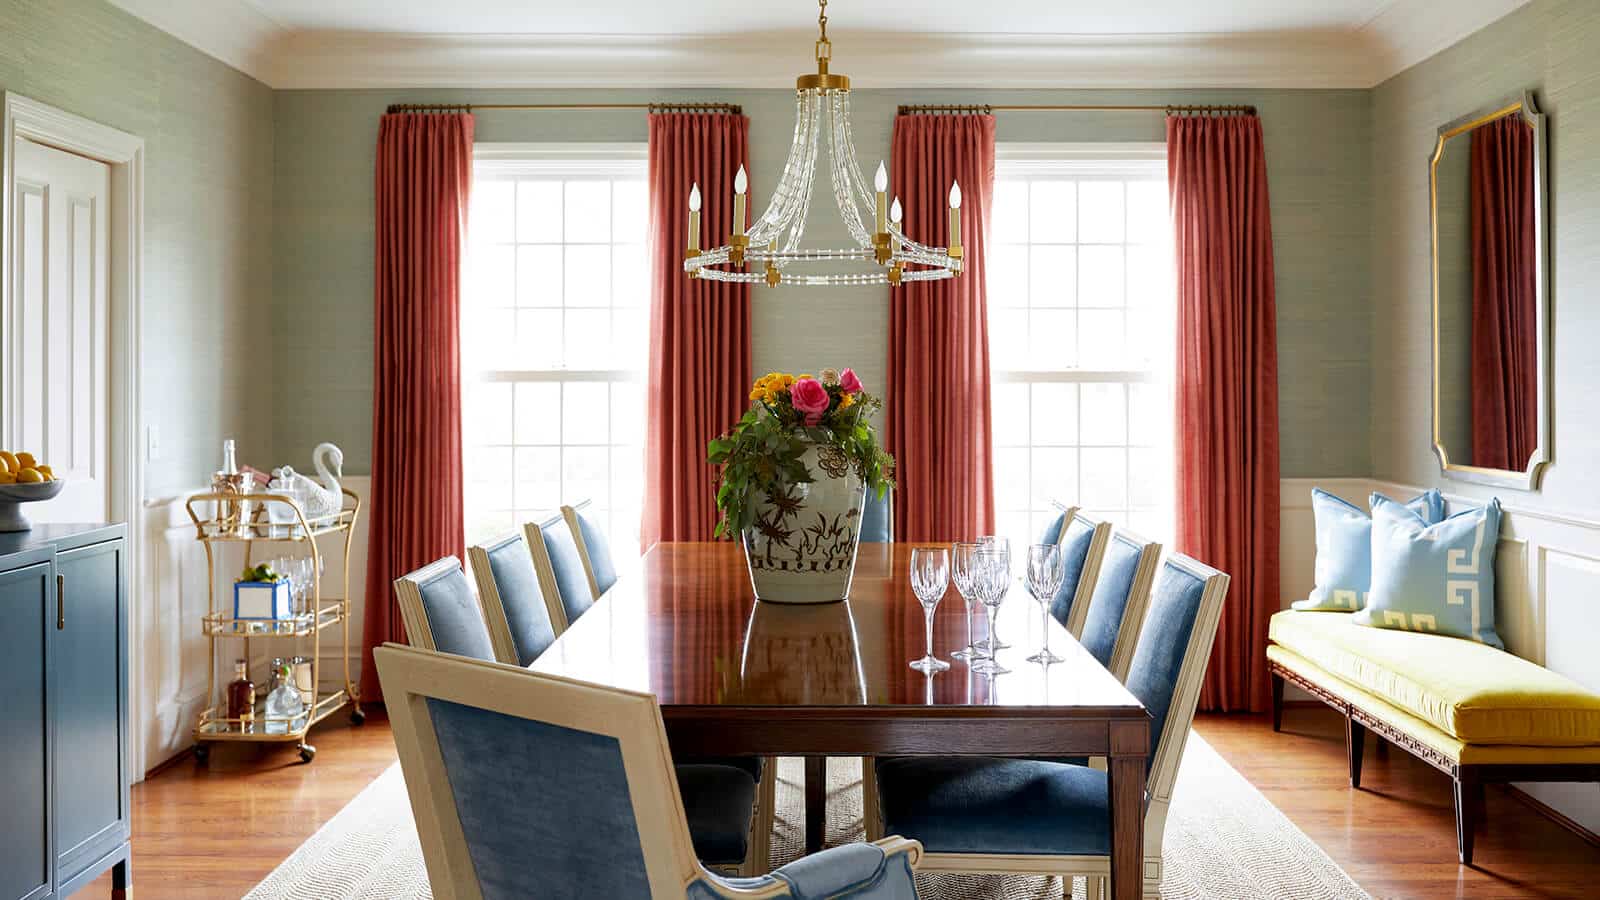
246,733,1368,899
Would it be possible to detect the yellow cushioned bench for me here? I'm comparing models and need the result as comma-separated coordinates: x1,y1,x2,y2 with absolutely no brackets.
1267,609,1600,864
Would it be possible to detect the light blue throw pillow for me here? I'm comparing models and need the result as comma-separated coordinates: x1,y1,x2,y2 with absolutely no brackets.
1292,488,1445,612
1354,495,1503,648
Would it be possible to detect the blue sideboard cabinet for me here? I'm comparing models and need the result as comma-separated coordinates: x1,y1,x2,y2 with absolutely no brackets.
0,524,130,900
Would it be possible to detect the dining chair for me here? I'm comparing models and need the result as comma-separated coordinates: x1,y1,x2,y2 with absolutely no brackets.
562,499,620,600
866,554,1229,899
1040,501,1115,639
859,487,894,543
375,642,924,899
1077,528,1162,682
392,556,498,661
467,533,558,667
525,510,597,636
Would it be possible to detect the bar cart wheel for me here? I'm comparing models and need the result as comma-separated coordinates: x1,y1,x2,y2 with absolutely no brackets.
349,706,366,726
194,743,211,765
298,743,316,763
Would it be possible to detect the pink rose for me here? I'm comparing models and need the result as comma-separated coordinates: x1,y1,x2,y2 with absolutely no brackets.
839,368,864,394
790,377,831,425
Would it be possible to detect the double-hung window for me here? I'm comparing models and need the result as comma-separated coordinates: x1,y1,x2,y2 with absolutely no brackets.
987,144,1176,547
462,145,649,551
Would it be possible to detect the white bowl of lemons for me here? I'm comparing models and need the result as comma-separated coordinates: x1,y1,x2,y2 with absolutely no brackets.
0,451,63,532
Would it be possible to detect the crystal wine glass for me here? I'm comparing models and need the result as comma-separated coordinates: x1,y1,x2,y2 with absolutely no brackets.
970,548,1011,676
1024,543,1066,664
977,535,1011,651
949,542,984,662
908,547,952,673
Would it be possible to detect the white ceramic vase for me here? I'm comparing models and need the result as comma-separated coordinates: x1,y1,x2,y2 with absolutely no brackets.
740,442,866,604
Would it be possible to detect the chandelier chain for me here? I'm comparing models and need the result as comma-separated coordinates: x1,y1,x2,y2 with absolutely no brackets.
818,0,828,42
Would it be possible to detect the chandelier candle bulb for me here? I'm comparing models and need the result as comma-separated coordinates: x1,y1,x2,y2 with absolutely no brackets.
733,165,748,236
948,180,963,257
874,161,889,234
687,182,702,254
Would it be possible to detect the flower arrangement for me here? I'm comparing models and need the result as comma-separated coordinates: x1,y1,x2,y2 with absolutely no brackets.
707,367,895,538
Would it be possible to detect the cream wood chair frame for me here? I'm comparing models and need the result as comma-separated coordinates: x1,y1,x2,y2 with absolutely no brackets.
467,533,540,667
376,643,921,899
393,556,488,654
863,554,1229,900
1099,528,1162,683
523,512,577,636
1045,500,1115,640
561,498,611,602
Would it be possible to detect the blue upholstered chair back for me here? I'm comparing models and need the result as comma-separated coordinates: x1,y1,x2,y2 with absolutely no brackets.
393,557,497,661
529,512,596,633
1125,556,1229,790
426,696,654,897
469,534,558,667
375,644,926,900
564,500,620,598
1077,530,1159,677
1048,517,1095,624
859,488,893,543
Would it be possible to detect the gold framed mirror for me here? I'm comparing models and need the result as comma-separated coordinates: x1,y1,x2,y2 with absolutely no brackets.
1430,90,1548,490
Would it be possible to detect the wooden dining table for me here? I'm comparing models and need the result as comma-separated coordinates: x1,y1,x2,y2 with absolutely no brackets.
530,541,1151,900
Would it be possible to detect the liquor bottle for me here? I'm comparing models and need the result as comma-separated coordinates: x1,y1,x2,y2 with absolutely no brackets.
265,662,305,734
221,438,237,474
226,659,255,730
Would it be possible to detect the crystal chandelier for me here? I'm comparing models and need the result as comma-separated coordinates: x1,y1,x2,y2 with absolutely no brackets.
683,0,964,288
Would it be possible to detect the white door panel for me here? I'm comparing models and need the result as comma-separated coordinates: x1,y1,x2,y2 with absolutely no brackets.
10,137,110,522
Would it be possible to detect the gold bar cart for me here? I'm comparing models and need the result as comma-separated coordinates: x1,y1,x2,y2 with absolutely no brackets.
185,487,364,763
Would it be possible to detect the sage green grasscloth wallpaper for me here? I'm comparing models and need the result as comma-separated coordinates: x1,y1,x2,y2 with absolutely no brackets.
1373,0,1600,516
273,86,1372,478
0,0,275,498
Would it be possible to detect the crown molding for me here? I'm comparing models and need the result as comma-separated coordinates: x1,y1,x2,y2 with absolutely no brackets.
105,0,287,84
265,29,1374,90
103,0,1533,91
1359,0,1532,86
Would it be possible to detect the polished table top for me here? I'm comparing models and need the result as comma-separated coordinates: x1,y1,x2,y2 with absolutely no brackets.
531,541,1146,719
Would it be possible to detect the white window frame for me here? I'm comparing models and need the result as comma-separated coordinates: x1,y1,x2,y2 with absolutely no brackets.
990,142,1174,543
463,142,649,549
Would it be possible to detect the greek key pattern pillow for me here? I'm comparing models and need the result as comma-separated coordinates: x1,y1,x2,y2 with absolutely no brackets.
1292,488,1445,612
1354,494,1503,648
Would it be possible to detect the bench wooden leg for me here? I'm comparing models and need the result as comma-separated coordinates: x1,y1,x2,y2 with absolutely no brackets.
1271,672,1284,732
1454,767,1479,866
1346,716,1366,788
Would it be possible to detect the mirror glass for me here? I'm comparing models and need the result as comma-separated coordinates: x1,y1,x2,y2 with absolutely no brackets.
1432,93,1546,488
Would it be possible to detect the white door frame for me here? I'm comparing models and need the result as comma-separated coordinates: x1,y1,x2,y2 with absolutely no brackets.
3,93,147,774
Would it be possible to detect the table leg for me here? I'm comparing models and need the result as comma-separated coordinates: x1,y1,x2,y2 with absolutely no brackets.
1108,721,1147,900
805,757,827,854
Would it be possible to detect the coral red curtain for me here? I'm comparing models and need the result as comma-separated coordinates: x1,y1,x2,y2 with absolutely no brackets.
1469,117,1538,471
887,113,997,542
641,113,753,550
361,112,473,701
1169,114,1280,713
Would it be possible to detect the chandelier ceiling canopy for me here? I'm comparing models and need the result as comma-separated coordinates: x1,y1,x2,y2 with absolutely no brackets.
683,0,964,288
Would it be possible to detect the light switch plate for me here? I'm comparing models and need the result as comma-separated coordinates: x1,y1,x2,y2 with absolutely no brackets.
146,425,161,461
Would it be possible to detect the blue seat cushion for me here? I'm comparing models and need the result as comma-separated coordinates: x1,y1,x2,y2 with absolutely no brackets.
418,566,497,661
677,764,758,865
1049,517,1098,627
681,755,763,781
875,757,1111,856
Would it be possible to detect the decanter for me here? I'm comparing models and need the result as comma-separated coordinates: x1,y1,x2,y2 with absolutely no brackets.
264,662,304,733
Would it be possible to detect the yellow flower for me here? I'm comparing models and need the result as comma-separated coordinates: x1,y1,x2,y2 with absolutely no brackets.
840,393,856,408
799,373,814,381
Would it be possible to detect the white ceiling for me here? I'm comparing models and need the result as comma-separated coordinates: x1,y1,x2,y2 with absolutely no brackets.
106,0,1531,90
245,0,1398,37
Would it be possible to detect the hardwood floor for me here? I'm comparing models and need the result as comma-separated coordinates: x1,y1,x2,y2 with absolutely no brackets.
78,709,400,899
77,704,1600,898
1197,706,1600,900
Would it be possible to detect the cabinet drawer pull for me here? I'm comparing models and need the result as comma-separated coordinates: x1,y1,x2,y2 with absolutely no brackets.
57,574,65,630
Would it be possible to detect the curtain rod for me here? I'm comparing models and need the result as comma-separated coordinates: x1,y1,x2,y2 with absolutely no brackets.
897,103,1257,116
384,102,743,115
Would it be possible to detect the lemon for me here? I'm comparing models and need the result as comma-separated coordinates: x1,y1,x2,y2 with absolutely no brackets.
36,465,53,480
16,452,36,470
15,468,42,484
0,471,14,485
0,452,14,474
